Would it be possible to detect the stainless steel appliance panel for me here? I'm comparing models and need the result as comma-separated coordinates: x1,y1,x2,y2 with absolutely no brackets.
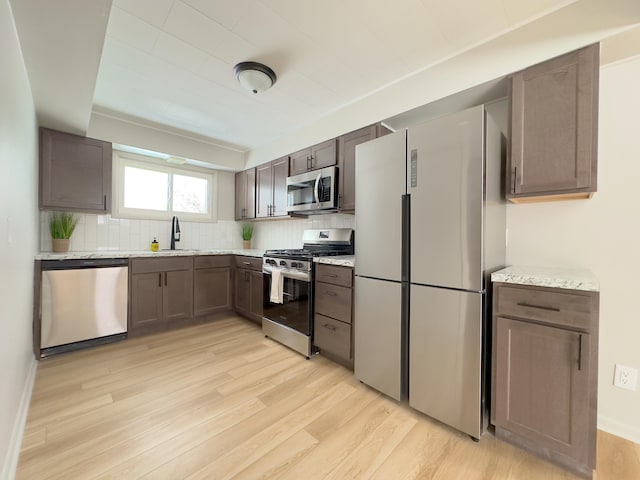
354,276,403,401
41,266,128,348
354,130,406,282
286,166,338,213
408,106,485,292
409,284,483,439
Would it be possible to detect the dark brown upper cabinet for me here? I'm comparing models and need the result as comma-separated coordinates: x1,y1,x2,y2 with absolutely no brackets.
290,138,337,175
39,127,112,213
507,43,599,203
256,156,289,218
235,168,256,221
338,123,391,212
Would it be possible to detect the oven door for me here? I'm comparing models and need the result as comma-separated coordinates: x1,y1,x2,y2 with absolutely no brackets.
263,270,313,336
286,166,337,213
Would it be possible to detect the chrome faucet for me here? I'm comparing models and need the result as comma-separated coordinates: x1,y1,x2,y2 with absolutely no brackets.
170,216,180,250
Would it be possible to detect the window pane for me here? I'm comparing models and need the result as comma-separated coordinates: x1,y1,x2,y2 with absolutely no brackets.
124,166,168,211
172,174,208,214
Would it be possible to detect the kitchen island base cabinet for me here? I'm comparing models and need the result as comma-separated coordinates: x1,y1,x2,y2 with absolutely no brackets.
129,257,193,335
492,282,599,479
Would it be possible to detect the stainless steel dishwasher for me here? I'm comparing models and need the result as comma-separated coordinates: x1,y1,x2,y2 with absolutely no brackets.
40,258,128,356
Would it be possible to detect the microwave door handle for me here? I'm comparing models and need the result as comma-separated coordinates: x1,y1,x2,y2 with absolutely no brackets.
314,173,321,205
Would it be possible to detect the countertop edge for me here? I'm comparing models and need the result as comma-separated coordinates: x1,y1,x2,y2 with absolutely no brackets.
491,266,599,292
36,249,265,261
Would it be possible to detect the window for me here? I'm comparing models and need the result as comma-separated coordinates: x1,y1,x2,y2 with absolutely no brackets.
113,151,217,222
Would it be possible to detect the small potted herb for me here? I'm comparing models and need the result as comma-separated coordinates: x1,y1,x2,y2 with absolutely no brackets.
242,223,254,250
49,211,79,253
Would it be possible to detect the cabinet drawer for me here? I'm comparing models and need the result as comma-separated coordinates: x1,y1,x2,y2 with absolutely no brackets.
314,314,351,359
234,256,262,271
131,256,193,274
194,255,231,269
315,264,353,287
495,284,594,331
315,283,352,323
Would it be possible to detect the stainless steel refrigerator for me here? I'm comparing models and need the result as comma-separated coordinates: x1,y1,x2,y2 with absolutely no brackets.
354,105,505,440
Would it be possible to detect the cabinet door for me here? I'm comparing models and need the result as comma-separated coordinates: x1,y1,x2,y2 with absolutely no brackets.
163,269,193,322
494,316,590,464
338,126,376,211
311,138,337,170
234,268,251,315
193,267,231,316
130,272,163,331
249,271,264,323
256,163,273,218
271,156,289,216
508,44,598,199
290,147,311,175
244,168,256,219
40,128,112,213
234,171,246,220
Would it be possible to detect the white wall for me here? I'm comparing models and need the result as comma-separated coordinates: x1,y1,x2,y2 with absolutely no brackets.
251,214,355,251
0,0,39,477
505,55,640,443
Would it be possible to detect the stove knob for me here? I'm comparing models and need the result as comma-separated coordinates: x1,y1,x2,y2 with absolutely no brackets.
291,262,300,268
267,259,276,265
279,260,287,266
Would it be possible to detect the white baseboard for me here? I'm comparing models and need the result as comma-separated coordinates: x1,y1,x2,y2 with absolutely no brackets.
1,358,37,480
598,415,640,444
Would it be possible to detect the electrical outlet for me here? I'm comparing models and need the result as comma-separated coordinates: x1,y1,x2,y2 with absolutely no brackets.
614,364,638,391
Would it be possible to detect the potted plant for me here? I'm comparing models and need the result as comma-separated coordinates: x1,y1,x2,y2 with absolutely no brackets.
49,211,79,253
242,223,254,250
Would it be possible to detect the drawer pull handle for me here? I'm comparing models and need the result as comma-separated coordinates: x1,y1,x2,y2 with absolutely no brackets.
516,302,560,312
322,273,338,278
323,323,337,331
242,262,251,265
325,291,338,297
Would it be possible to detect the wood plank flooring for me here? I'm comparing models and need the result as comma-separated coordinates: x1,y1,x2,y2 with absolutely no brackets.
16,316,640,479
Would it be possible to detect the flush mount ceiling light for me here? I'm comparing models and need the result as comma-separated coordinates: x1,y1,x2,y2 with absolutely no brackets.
233,61,277,94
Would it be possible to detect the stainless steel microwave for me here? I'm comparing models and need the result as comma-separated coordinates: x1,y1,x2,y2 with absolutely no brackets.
286,166,338,213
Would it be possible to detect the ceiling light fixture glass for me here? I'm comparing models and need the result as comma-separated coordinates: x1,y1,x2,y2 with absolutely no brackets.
233,61,277,94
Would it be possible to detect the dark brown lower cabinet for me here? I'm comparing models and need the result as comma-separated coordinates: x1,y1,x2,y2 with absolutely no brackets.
193,256,232,316
313,264,354,368
492,282,599,479
234,256,263,323
130,257,193,334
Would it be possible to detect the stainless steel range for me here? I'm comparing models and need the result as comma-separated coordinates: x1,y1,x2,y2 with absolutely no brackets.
262,228,354,358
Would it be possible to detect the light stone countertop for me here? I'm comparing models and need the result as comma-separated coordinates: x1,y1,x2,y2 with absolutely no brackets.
491,266,599,292
36,249,265,261
314,255,355,267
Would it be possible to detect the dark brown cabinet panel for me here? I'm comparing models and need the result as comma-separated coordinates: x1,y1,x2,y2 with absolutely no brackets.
313,264,354,368
291,139,337,175
234,256,263,323
130,272,163,330
129,257,193,334
256,156,289,218
338,124,390,211
507,44,599,202
235,168,256,220
193,255,232,316
492,282,599,478
39,127,112,213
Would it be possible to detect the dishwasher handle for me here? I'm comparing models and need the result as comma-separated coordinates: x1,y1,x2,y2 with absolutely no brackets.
41,258,129,270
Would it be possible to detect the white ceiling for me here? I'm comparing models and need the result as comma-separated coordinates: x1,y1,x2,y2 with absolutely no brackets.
10,0,640,160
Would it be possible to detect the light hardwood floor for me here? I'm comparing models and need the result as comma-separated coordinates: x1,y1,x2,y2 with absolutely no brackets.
17,316,640,480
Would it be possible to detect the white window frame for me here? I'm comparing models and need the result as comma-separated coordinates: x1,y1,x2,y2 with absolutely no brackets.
112,151,218,222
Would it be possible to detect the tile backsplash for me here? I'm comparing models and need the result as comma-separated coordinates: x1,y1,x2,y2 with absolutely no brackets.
40,212,356,252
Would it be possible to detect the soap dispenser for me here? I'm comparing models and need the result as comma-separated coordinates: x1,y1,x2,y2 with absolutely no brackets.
151,237,159,252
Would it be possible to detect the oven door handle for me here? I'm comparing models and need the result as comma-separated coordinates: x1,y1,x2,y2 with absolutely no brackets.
314,172,321,205
262,265,311,282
